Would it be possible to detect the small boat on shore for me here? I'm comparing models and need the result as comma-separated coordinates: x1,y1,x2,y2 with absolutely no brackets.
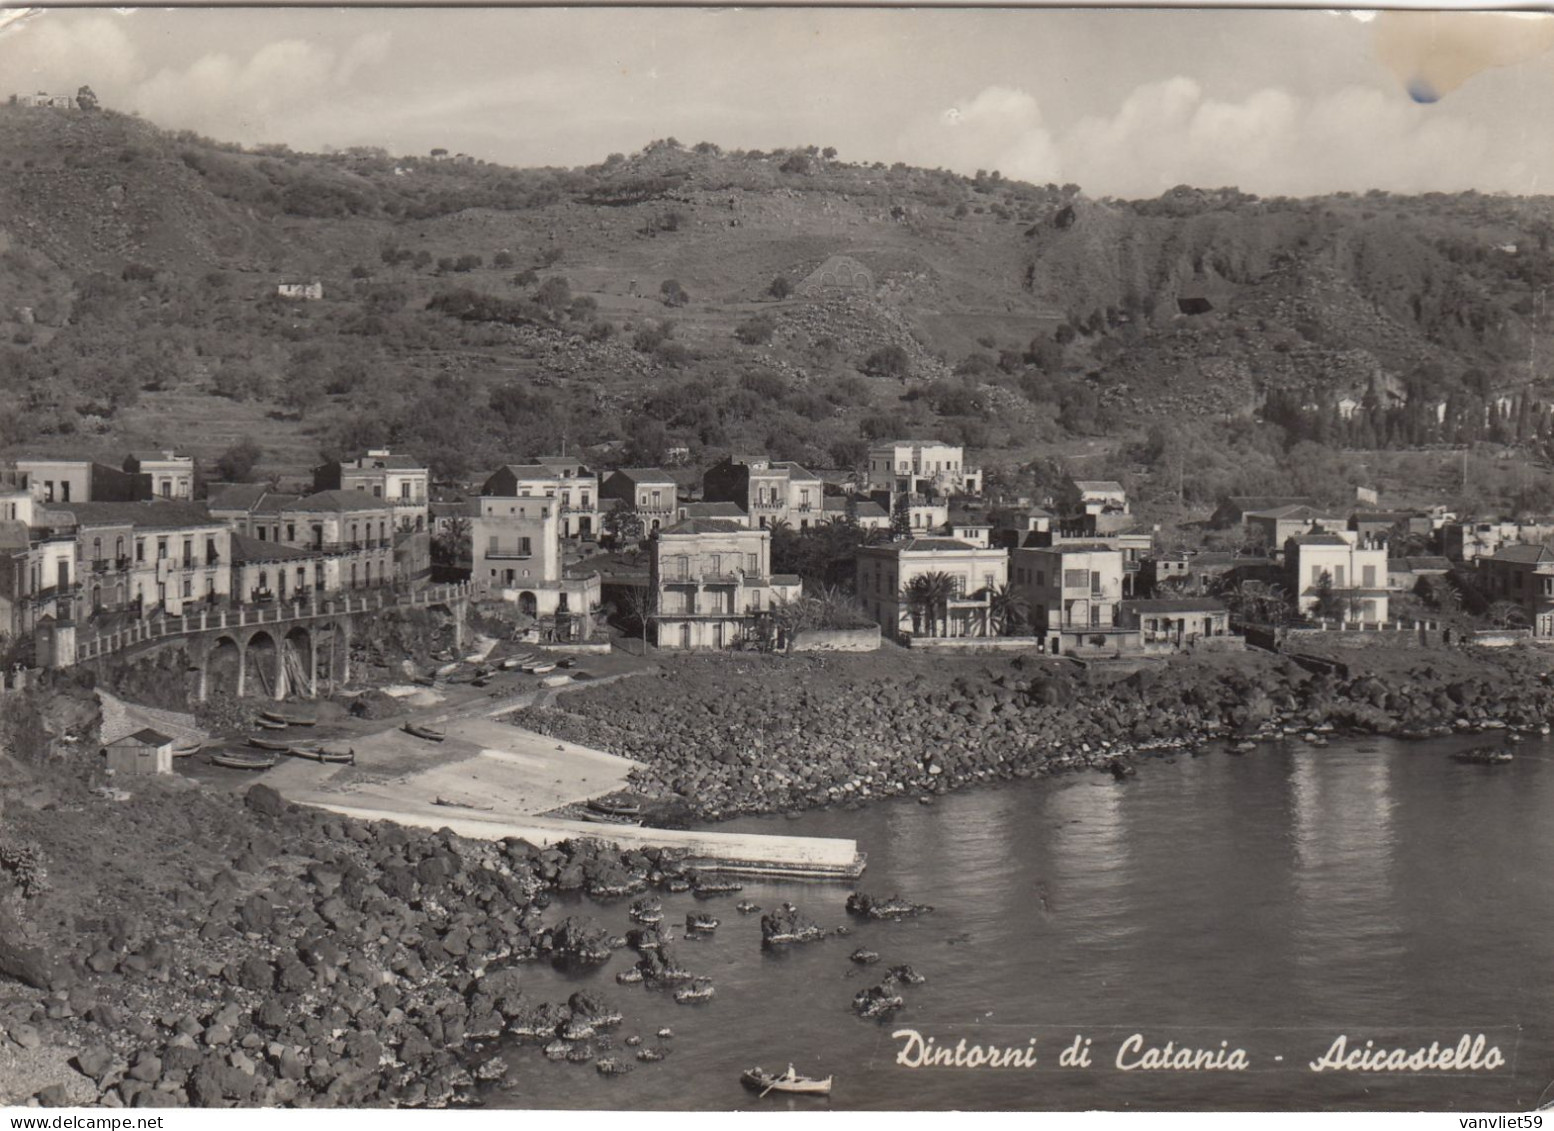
255,717,288,731
586,796,642,818
289,745,355,765
248,736,293,752
171,743,202,759
582,810,641,826
404,722,446,742
434,795,493,811
261,709,316,727
1452,745,1514,765
209,749,277,771
741,1066,832,1097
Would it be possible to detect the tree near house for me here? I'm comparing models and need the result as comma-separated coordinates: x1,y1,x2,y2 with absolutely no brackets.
988,583,1030,636
214,437,263,482
890,493,913,538
619,583,658,649
904,571,955,637
1312,570,1343,622
602,505,646,550
431,515,470,569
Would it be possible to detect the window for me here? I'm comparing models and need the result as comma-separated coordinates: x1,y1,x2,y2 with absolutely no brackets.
1362,564,1377,588
43,480,54,502
136,539,145,562
1063,569,1088,589
116,536,125,561
651,490,662,508
519,537,532,556
581,493,591,507
182,577,192,598
1310,565,1322,586
62,481,71,502
984,573,995,592
1091,572,1102,596
400,482,410,499
157,538,168,560
92,537,101,561
1334,565,1346,588
1037,570,1045,587
373,485,383,497
258,528,267,541
182,539,192,563
488,535,499,552
286,524,295,542
748,552,759,573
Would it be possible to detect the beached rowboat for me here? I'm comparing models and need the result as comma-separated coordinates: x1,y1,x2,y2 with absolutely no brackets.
404,722,446,742
209,749,277,771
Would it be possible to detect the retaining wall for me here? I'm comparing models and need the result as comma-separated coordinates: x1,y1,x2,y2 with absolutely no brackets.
790,626,881,653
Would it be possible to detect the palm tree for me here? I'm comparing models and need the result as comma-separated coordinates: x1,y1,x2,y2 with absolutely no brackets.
987,582,1029,636
904,571,955,637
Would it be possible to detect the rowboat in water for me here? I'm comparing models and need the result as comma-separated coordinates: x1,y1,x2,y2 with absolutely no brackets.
404,722,446,742
740,1066,832,1096
209,749,277,771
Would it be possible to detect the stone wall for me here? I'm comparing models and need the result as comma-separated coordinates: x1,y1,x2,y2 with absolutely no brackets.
789,627,880,653
1279,624,1445,651
904,636,1044,653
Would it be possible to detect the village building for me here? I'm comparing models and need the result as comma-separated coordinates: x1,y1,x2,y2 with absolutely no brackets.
210,487,397,593
702,456,824,530
1119,598,1234,650
946,510,993,548
1011,542,1129,656
650,519,800,649
13,92,78,109
0,482,35,526
1387,556,1453,594
1209,495,1318,530
7,458,144,505
53,500,233,620
600,468,679,537
1139,552,1192,595
866,440,982,499
1441,519,1554,563
480,459,599,540
989,505,1054,549
676,501,751,527
470,493,599,637
103,728,174,776
1348,510,1434,548
1018,515,1152,596
822,495,890,531
314,449,430,533
1286,531,1389,624
855,538,1008,641
1476,545,1554,636
1072,479,1130,517
1245,505,1345,557
123,450,194,500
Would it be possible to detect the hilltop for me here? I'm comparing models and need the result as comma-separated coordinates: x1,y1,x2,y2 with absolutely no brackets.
2,102,1553,513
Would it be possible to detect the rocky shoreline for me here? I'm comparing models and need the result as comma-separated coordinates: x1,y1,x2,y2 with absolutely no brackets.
508,648,1554,819
0,779,742,1108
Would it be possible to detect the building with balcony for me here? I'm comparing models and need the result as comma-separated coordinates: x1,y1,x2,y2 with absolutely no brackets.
866,439,982,499
471,494,598,636
600,468,678,536
481,460,599,540
856,537,1007,640
650,519,800,649
702,455,825,531
7,458,145,505
314,449,430,533
1012,542,1128,655
123,450,194,500
1286,531,1389,624
210,487,398,592
53,500,233,620
1476,544,1554,636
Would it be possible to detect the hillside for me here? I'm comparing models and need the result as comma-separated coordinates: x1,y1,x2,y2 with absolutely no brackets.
2,102,1553,512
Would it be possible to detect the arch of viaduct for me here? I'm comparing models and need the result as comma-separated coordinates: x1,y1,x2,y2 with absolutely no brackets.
61,583,471,702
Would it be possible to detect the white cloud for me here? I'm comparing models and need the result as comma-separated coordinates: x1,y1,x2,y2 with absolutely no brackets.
0,12,143,90
904,76,1528,197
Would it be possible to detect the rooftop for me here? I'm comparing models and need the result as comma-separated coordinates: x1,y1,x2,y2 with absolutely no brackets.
862,537,987,554
56,500,219,530
680,501,748,519
659,518,751,536
230,534,320,564
1123,598,1229,614
1073,480,1126,493
122,728,173,746
608,467,677,485
1489,544,1554,564
290,490,396,514
1290,533,1353,547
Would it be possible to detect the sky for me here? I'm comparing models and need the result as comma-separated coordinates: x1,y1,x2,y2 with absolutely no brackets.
1,7,1552,198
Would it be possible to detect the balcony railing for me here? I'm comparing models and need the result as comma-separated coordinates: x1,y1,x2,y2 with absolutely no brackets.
486,549,535,561
662,572,765,585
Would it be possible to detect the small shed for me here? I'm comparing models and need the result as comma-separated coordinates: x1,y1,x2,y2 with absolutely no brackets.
104,728,173,776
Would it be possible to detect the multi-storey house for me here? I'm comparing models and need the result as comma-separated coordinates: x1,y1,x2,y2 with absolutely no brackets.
123,450,195,500
481,460,600,540
855,537,1008,640
56,501,232,619
1286,531,1389,624
1477,545,1554,637
866,440,982,498
600,469,679,537
471,493,599,636
1012,542,1128,655
650,519,800,649
314,449,430,533
702,456,824,530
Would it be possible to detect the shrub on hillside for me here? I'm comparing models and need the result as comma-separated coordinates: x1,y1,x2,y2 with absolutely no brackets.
861,345,911,380
660,279,689,307
734,315,776,346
